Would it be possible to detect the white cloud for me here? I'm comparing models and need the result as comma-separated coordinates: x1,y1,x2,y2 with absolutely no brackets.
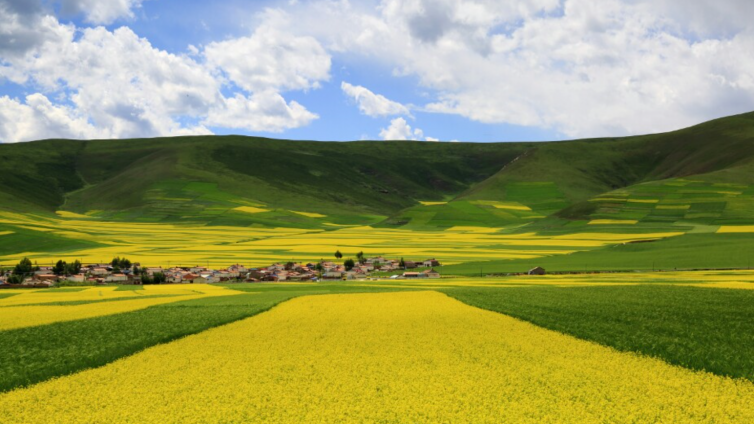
4,0,754,143
379,117,435,141
1,25,222,139
0,94,102,142
267,0,754,138
0,1,72,58
341,81,410,117
60,0,145,25
204,24,331,93
0,9,322,142
204,91,317,133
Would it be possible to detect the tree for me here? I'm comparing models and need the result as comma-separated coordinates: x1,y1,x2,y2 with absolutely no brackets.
153,272,166,284
65,260,82,276
285,262,295,271
52,260,67,276
373,261,381,270
344,258,355,271
13,257,36,277
399,257,405,269
7,274,23,285
356,251,366,264
334,250,343,259
112,257,132,270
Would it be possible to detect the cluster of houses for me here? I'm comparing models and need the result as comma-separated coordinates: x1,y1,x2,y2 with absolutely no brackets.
0,257,442,287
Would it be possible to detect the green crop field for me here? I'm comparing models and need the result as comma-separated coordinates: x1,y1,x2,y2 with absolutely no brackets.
0,272,754,414
446,284,754,381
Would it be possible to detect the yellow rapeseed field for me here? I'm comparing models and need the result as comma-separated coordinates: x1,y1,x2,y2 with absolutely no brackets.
0,284,242,331
232,206,270,214
0,210,683,267
2,291,752,423
588,219,639,225
718,225,754,233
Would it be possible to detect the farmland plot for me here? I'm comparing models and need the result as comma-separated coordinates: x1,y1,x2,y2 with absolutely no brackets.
1,290,753,423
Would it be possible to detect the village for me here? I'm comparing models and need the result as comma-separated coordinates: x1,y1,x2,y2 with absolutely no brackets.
0,256,443,288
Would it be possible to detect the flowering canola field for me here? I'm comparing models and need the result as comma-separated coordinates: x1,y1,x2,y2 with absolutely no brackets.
2,291,752,423
0,284,242,331
0,211,682,267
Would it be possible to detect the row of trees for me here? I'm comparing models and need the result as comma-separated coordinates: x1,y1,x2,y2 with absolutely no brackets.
2,256,135,285
1,257,42,284
52,260,82,276
111,257,132,271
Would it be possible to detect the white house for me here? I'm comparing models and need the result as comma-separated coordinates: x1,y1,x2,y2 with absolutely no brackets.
105,274,127,283
66,274,86,283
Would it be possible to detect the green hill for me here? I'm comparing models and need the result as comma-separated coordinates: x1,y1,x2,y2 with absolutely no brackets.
0,137,532,227
2,111,754,270
2,112,754,229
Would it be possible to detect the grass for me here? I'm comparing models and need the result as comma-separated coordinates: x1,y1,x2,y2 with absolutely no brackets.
442,232,754,275
445,285,754,381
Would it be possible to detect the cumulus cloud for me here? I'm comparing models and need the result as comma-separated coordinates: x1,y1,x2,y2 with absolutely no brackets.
379,117,435,141
0,94,101,142
4,0,754,143
0,0,71,58
1,25,222,139
341,82,410,117
60,0,145,25
0,7,326,142
204,91,318,133
205,24,331,93
269,0,754,138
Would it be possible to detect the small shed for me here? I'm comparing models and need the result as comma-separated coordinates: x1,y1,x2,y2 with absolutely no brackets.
528,267,546,276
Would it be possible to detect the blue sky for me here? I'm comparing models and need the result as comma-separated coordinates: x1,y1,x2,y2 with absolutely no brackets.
1,0,753,143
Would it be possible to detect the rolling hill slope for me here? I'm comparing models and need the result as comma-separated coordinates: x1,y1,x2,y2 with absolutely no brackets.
2,112,754,229
2,111,754,270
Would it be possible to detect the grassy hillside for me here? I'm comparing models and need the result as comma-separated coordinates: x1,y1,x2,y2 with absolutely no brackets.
2,112,754,228
0,137,530,227
1,112,754,269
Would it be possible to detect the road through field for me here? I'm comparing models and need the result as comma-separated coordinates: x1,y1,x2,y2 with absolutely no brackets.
2,291,753,422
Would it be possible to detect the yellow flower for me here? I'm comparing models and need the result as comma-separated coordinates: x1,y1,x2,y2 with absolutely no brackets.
1,291,752,423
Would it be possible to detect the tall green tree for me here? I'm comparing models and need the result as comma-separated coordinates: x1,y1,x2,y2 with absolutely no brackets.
65,260,82,276
13,257,36,277
52,260,67,276
344,259,355,271
334,250,343,259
